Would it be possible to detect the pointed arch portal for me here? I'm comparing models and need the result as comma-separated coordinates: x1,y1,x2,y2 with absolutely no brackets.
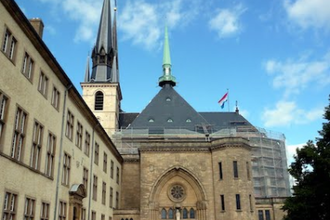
149,166,208,220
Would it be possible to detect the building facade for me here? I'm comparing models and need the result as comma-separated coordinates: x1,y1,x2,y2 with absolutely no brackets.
1,0,290,220
0,2,122,220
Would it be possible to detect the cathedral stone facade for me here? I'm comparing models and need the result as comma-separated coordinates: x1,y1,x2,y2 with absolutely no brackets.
0,0,289,220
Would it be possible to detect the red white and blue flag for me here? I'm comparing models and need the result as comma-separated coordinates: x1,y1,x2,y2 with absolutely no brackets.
218,92,228,109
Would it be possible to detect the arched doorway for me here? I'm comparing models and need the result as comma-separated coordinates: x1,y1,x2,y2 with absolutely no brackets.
149,166,208,220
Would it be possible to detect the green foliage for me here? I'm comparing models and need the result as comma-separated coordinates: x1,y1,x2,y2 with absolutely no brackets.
283,96,330,220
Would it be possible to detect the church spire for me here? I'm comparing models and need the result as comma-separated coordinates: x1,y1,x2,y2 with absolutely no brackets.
159,26,176,87
90,0,113,82
84,55,90,82
111,2,119,83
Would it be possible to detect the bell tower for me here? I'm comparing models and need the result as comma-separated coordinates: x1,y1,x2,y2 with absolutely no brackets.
81,0,121,136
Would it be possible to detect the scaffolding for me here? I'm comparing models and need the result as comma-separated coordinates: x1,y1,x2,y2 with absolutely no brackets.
112,126,291,197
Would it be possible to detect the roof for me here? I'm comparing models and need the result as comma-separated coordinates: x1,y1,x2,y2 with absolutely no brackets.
121,84,209,132
119,87,254,134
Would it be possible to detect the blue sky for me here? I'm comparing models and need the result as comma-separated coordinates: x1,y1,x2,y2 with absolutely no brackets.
15,0,330,164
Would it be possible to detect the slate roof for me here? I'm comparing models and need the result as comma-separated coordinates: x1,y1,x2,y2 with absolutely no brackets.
118,84,254,134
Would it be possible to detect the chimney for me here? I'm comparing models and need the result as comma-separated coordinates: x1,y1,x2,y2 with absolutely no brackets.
29,18,44,38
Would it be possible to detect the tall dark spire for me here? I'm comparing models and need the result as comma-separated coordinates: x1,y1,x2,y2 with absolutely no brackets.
111,2,119,83
90,0,114,82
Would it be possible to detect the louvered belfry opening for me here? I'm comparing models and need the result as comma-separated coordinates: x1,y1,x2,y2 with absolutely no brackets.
95,91,104,110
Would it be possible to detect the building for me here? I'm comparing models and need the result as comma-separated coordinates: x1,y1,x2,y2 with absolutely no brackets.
0,2,122,220
0,0,290,220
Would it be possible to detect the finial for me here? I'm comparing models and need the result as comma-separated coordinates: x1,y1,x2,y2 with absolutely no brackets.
235,100,239,114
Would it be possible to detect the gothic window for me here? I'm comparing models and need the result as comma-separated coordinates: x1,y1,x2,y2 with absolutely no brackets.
161,209,167,219
233,161,238,178
220,195,225,211
95,92,104,110
189,208,195,219
182,208,188,219
168,208,174,219
236,194,241,210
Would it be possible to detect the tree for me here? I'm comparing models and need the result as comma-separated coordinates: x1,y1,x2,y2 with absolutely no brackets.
283,96,330,220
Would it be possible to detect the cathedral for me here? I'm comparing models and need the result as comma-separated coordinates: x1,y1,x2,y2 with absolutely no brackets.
0,0,289,220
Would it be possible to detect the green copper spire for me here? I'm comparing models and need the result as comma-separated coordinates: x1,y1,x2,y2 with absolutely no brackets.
159,26,176,87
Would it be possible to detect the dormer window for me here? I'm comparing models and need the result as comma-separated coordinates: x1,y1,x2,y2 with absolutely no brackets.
167,118,173,123
148,118,154,123
186,119,192,123
166,97,171,102
99,55,105,64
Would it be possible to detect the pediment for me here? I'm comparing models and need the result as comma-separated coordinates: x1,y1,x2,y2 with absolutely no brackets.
69,184,86,198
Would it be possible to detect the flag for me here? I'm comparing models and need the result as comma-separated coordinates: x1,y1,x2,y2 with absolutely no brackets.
218,92,228,109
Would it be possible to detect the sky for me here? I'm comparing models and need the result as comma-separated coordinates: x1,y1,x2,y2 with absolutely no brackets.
15,0,330,166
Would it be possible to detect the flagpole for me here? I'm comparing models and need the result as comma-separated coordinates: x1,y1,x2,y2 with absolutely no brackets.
227,88,230,112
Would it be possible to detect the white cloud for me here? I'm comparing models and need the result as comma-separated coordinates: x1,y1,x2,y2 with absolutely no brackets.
119,0,199,50
264,52,330,97
284,0,330,30
286,143,304,165
208,4,246,38
262,100,323,127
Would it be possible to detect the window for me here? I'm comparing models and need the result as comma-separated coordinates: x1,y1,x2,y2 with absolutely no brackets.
235,194,241,210
103,152,107,173
11,107,27,161
45,132,56,178
38,72,48,97
30,121,43,170
182,208,188,219
189,208,195,219
116,167,120,184
109,187,113,208
165,97,171,101
102,182,106,205
115,191,119,209
167,118,173,123
40,202,49,220
2,192,17,220
83,167,88,193
148,118,154,123
51,87,60,110
161,209,167,219
93,175,98,201
22,52,34,80
75,122,83,149
95,91,104,110
65,110,74,140
101,214,105,220
81,208,86,220
24,197,35,220
94,142,99,165
0,92,9,145
265,210,271,220
58,201,66,220
246,161,250,180
168,208,174,219
2,28,17,61
258,210,264,220
110,160,114,178
186,119,191,123
220,195,225,211
84,131,90,156
249,195,253,212
233,161,238,178
218,162,223,180
62,153,71,186
91,212,96,220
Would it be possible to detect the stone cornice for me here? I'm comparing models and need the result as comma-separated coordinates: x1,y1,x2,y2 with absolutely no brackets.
139,146,210,153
